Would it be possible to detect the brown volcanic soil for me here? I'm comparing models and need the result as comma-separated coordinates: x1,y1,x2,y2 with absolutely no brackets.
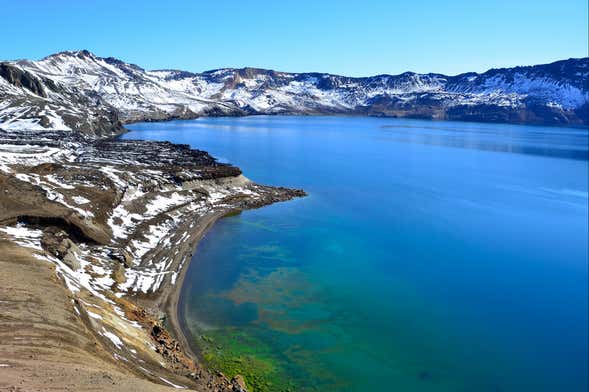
0,239,188,392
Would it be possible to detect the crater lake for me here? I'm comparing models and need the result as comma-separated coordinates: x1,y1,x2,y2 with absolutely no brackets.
124,116,588,392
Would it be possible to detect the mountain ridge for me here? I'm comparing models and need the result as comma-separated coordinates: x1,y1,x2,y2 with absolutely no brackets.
1,50,587,136
24,49,589,77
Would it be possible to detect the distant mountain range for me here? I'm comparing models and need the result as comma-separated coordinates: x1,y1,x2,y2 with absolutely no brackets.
1,50,587,136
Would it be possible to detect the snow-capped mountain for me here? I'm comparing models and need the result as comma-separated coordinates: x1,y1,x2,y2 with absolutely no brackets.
0,60,123,136
1,50,587,135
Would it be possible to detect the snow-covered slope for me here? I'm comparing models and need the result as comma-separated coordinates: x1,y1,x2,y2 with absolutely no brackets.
1,50,587,134
0,61,123,136
15,51,243,123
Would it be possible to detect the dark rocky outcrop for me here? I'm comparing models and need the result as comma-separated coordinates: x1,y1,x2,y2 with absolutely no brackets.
0,63,47,97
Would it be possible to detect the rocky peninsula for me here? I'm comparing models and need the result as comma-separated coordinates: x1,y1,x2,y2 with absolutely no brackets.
0,128,304,391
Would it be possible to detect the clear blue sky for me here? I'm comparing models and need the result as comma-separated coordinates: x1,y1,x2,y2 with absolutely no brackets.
3,0,588,76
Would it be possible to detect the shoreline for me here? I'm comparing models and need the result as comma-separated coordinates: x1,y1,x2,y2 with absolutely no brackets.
122,113,589,134
157,210,228,365
129,178,306,389
140,200,302,389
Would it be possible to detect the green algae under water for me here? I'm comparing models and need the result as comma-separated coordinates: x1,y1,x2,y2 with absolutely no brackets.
125,116,589,392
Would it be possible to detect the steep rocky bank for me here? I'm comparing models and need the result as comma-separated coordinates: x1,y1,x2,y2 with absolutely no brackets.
0,128,305,391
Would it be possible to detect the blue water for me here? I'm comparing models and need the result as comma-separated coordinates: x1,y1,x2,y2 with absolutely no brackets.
125,117,588,392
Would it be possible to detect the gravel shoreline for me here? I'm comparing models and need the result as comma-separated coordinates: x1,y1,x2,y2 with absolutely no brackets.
154,211,227,366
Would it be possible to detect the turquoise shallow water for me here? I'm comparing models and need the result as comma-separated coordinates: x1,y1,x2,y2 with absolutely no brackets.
125,117,588,392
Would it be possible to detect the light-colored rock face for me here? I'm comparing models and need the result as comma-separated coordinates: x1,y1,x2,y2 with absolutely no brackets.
1,51,587,134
